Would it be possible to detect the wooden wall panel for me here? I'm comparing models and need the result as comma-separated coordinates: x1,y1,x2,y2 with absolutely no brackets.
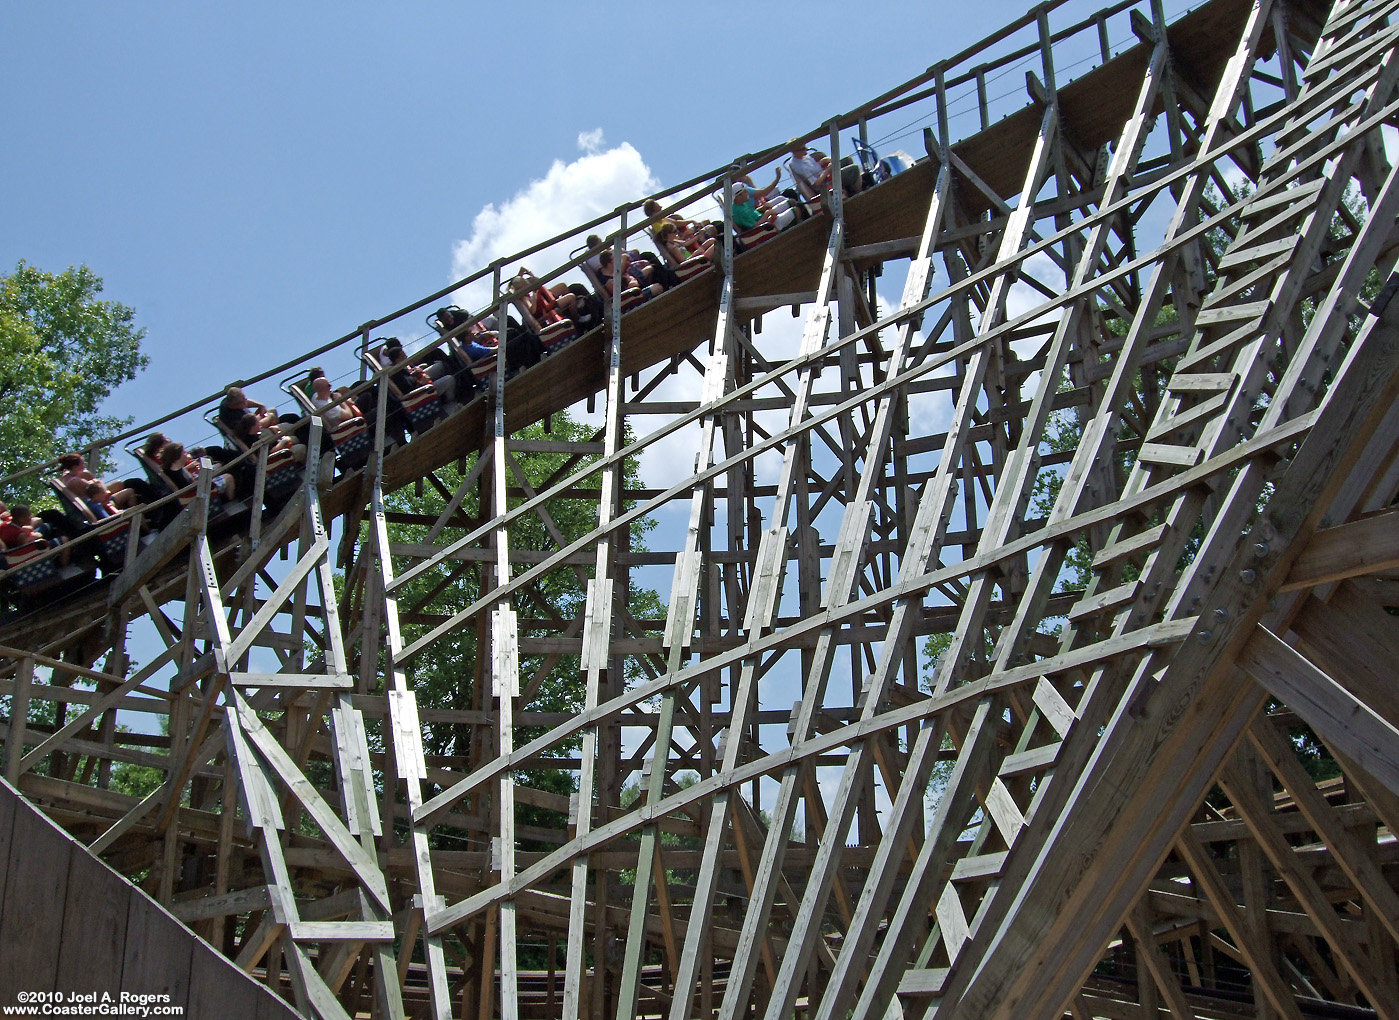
55,848,130,994
0,801,71,992
0,780,304,1018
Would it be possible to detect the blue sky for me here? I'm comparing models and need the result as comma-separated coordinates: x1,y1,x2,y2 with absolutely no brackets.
2,1,1053,442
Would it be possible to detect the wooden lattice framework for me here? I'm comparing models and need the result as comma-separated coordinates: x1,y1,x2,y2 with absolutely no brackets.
3,0,1399,1016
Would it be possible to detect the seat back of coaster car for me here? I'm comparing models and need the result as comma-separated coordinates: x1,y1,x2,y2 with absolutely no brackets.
737,220,780,248
261,446,303,498
93,517,134,564
538,318,577,350
3,539,61,589
672,256,712,282
329,416,372,468
401,385,441,432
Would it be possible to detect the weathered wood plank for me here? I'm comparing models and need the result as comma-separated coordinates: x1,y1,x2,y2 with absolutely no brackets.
1239,624,1399,797
0,784,15,959
119,896,193,1008
55,848,130,994
0,798,72,992
1282,507,1399,589
187,947,268,1020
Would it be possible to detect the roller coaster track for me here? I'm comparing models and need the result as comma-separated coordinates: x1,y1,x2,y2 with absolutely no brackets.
5,0,1399,1016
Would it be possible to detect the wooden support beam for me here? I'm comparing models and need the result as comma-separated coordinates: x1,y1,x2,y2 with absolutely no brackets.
1281,507,1399,589
1220,753,1399,1018
1239,625,1399,797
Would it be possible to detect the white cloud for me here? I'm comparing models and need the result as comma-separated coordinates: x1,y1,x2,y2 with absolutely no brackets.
622,304,810,493
1000,250,1065,333
448,130,661,312
577,128,605,154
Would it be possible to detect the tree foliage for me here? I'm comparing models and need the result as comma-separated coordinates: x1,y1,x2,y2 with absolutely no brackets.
388,412,661,752
381,411,664,850
0,261,147,502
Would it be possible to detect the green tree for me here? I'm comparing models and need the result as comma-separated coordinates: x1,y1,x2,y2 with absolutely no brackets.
381,411,664,848
0,261,147,502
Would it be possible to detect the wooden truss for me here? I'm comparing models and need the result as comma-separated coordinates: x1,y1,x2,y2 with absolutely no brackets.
4,0,1399,1016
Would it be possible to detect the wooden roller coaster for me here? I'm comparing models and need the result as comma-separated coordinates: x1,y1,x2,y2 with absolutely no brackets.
3,0,1399,1016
